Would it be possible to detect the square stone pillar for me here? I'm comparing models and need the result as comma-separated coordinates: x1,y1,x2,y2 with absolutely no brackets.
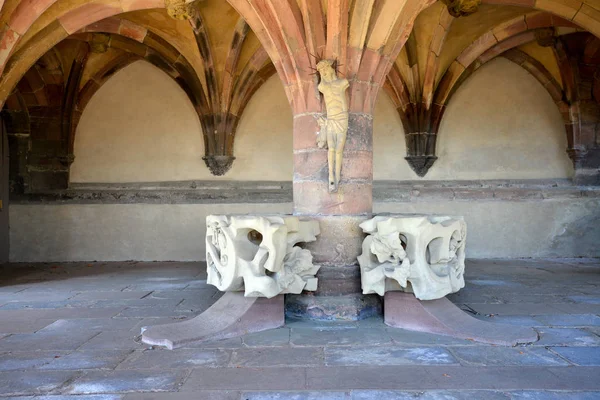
287,112,381,320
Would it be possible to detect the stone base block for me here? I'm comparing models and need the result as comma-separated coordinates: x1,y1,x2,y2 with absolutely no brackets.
141,292,284,349
384,292,538,346
285,293,381,321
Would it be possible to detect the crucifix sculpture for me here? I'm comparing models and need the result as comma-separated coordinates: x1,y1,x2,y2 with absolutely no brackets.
315,60,350,193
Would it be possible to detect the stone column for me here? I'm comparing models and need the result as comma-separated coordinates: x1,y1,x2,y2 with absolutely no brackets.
286,111,381,320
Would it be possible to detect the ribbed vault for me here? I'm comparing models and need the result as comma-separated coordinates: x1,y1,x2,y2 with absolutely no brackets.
0,0,599,188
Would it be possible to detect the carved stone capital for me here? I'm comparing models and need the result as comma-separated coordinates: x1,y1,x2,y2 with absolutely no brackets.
165,0,195,20
535,28,557,48
203,155,235,176
358,215,467,300
405,155,437,177
206,215,321,298
440,0,481,17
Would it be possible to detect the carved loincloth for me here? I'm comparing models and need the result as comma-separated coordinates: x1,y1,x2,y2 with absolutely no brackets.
323,111,349,149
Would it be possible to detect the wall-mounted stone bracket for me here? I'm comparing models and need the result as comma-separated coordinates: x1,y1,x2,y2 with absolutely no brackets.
203,155,235,176
385,292,538,346
141,292,284,349
405,155,437,177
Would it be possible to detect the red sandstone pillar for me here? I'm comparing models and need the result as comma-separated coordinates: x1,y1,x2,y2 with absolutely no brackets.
287,111,381,320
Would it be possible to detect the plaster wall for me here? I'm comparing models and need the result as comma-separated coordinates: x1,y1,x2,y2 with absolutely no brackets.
10,198,599,262
70,61,293,183
374,58,574,181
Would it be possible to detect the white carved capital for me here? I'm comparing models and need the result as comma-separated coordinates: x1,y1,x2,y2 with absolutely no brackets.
206,215,320,298
358,215,467,300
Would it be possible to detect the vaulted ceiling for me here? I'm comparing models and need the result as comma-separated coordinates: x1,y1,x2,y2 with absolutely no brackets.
1,0,599,190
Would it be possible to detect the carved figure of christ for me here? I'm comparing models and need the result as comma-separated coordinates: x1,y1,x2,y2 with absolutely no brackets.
316,60,350,193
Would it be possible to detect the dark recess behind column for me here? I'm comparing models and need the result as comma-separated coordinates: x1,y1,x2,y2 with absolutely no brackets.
0,118,9,262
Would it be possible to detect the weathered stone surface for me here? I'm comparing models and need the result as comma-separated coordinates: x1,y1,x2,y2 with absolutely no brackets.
385,292,538,346
117,348,230,369
38,350,133,370
449,346,567,366
0,331,100,352
206,215,320,298
534,328,600,347
325,346,457,366
64,370,187,394
230,347,324,367
181,368,306,391
358,215,466,300
0,370,76,396
141,292,284,349
290,326,392,346
550,347,600,366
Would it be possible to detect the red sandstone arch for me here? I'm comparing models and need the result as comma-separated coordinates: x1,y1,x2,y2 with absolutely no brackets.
482,0,600,38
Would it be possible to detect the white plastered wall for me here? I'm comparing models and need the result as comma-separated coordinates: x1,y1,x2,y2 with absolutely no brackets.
70,61,293,183
374,57,574,180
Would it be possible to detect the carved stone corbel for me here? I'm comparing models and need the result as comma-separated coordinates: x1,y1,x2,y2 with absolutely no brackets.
165,0,195,21
535,28,557,48
440,0,481,18
89,33,110,54
203,155,235,176
405,155,438,178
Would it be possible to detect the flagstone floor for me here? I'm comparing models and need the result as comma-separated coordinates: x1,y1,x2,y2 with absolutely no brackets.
0,259,599,399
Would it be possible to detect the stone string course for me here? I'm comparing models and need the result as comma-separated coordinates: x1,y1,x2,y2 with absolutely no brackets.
10,179,600,205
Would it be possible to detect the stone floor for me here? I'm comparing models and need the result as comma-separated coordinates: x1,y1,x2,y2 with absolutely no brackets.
0,259,599,399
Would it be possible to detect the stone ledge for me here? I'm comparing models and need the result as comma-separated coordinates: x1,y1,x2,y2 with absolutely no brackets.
8,179,600,204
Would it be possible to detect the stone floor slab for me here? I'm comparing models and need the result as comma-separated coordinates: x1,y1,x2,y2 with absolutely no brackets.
40,318,142,333
34,395,124,400
466,303,565,316
181,368,306,391
77,331,147,351
386,328,476,346
0,260,599,396
0,308,124,322
350,390,509,399
0,319,56,334
548,303,600,315
64,370,187,394
549,347,600,366
306,366,600,390
0,351,70,371
0,331,100,352
71,291,153,301
533,314,600,327
448,346,568,366
230,347,324,367
473,315,543,327
325,346,457,366
243,392,348,400
534,328,600,347
125,392,239,400
0,370,76,396
241,328,290,347
116,307,192,319
117,348,230,369
567,295,600,305
509,391,600,399
39,350,133,370
290,327,392,347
